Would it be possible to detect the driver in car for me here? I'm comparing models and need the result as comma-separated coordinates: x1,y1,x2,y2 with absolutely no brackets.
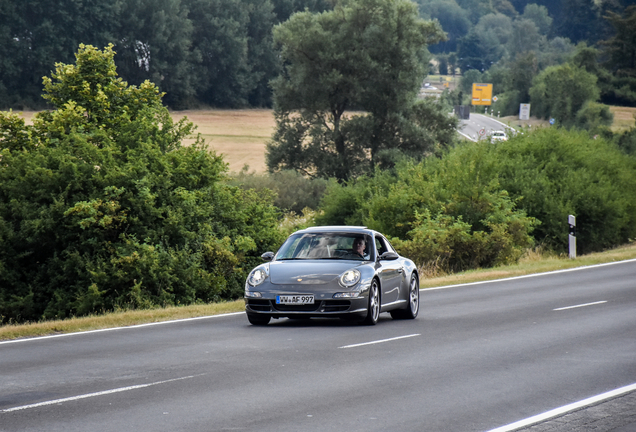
352,237,367,259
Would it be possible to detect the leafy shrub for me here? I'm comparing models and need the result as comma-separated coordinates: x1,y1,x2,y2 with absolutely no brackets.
317,145,537,272
0,45,283,323
318,127,636,271
229,167,329,214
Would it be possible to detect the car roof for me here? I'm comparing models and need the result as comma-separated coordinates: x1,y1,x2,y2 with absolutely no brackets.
296,226,374,235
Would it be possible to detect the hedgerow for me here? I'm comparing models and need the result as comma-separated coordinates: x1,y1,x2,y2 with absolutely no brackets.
0,45,283,323
317,127,636,271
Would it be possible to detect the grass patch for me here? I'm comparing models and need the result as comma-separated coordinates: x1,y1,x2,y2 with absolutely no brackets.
0,300,244,342
2,243,635,341
419,242,636,288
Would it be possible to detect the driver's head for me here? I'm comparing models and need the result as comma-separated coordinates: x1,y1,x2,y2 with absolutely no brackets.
353,237,366,253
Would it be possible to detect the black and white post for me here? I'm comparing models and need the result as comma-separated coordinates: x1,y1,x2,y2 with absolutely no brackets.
568,215,576,259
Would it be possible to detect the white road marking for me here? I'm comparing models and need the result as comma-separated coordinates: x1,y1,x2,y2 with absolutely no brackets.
553,301,607,311
1,375,198,413
339,333,420,349
421,258,636,292
0,312,245,345
485,382,636,432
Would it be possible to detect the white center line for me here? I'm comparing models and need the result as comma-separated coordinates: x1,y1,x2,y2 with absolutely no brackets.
339,333,420,349
1,375,198,413
553,301,607,311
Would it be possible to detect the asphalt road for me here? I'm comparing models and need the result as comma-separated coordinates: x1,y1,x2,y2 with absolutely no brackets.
1,260,635,432
459,113,513,141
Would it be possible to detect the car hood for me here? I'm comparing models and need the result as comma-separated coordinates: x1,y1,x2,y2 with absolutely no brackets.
269,260,365,285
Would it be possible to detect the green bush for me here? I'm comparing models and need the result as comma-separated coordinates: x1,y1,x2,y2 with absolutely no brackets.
0,45,283,323
229,168,329,214
317,127,636,270
317,145,537,272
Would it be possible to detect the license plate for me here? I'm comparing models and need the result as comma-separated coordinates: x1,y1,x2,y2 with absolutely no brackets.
276,295,314,305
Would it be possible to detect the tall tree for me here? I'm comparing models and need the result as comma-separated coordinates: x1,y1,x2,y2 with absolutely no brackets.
601,5,636,77
0,0,121,108
529,62,600,126
115,0,196,108
267,0,447,181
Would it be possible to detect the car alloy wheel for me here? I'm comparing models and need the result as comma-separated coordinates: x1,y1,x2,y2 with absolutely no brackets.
363,279,380,325
391,274,419,320
407,275,419,319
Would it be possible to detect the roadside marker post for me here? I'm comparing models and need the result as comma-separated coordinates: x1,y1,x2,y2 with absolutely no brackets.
569,215,576,259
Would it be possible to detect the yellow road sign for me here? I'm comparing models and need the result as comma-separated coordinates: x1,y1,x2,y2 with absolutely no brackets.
472,83,493,106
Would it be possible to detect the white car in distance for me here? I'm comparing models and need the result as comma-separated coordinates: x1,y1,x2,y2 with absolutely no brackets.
490,130,508,141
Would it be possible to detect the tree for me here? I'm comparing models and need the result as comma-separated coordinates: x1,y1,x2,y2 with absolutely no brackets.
522,3,552,35
529,62,600,126
416,0,471,53
114,0,196,108
0,0,121,108
0,45,283,323
267,0,448,181
601,5,636,77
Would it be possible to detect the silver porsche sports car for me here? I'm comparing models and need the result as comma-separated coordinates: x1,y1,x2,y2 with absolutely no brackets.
244,226,419,325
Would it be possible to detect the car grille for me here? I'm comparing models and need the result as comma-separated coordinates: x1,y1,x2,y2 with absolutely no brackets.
247,299,352,313
273,302,321,312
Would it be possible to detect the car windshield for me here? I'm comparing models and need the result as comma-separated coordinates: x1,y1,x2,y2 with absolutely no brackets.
276,233,373,261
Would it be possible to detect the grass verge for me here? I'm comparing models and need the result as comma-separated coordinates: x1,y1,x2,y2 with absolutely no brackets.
2,242,635,341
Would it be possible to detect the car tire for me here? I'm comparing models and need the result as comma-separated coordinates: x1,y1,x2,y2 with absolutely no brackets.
390,274,419,320
247,313,271,325
362,279,380,325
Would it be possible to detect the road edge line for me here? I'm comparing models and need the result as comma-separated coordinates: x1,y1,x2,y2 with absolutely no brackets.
421,258,636,292
485,382,636,432
0,312,245,345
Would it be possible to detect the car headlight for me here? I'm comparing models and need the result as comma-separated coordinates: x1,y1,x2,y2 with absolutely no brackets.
339,269,361,287
248,268,267,287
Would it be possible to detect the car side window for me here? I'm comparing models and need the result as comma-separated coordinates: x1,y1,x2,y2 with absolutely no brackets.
375,236,387,256
375,235,396,257
383,236,396,254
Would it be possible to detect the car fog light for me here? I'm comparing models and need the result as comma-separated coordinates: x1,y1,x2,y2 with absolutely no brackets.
333,292,361,298
245,291,262,298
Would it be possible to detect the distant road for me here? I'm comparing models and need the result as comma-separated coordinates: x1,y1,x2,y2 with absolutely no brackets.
459,113,514,141
1,260,636,432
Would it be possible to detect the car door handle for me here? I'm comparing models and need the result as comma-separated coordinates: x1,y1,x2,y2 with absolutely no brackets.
398,267,404,273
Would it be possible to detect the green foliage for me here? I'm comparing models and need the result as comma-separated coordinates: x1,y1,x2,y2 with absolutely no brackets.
229,168,330,213
488,128,636,253
529,63,601,126
573,101,614,132
317,127,636,271
0,45,283,323
317,147,537,272
268,0,448,181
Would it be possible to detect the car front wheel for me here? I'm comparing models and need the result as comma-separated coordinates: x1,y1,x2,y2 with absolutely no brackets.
391,274,419,320
362,279,380,325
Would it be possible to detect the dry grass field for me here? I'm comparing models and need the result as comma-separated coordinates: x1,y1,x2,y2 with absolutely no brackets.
13,105,636,175
16,109,276,174
171,109,275,173
609,106,636,131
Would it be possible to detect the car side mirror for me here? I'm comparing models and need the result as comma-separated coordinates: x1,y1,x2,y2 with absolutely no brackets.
261,252,274,262
379,251,399,261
